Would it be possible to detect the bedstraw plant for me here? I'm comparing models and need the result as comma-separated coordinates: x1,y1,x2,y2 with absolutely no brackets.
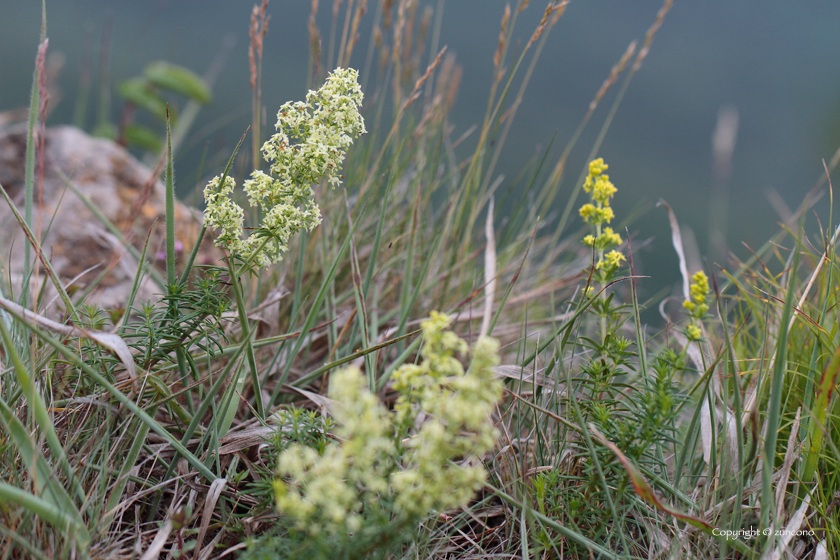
2,1,839,559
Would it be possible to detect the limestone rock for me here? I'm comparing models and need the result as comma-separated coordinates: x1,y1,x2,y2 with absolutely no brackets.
0,125,220,313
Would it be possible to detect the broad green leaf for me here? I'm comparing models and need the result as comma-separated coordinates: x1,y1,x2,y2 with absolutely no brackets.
119,78,167,120
145,61,212,105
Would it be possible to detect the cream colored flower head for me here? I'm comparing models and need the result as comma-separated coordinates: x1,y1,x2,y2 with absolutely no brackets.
274,311,503,534
204,68,366,268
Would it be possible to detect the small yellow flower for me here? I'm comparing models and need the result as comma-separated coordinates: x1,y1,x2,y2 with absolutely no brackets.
579,203,597,222
596,249,625,270
684,271,710,320
578,204,614,225
589,157,608,176
686,325,702,341
591,175,617,205
601,227,621,247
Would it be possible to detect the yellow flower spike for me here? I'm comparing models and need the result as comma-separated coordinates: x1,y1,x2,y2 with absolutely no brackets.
592,175,617,204
684,271,710,321
583,235,596,246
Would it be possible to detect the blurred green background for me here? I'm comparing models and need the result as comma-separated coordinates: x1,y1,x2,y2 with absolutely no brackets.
2,0,839,302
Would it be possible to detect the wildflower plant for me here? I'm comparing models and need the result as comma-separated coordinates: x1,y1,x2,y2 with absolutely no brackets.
203,67,366,269
577,158,627,346
580,157,625,281
683,270,710,341
270,312,502,556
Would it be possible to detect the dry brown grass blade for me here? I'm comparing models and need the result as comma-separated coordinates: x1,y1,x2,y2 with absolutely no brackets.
0,294,137,384
774,407,801,522
139,519,172,560
479,197,496,339
658,199,689,300
400,45,446,112
285,385,336,412
493,4,511,81
764,491,811,560
195,478,228,559
217,426,278,455
632,0,674,72
343,0,368,65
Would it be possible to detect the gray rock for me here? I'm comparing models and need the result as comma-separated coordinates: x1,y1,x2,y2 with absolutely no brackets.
0,125,219,314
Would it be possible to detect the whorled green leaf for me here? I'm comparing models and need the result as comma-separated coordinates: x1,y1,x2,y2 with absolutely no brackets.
589,424,715,534
119,78,167,120
144,61,212,105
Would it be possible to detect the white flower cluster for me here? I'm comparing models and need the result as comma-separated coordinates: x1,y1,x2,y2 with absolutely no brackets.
273,312,503,535
203,68,366,268
390,313,502,517
274,367,396,534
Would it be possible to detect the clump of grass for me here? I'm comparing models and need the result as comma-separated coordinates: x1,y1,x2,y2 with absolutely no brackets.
2,0,839,559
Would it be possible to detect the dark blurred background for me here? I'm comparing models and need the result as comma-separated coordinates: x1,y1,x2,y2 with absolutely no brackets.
2,0,839,301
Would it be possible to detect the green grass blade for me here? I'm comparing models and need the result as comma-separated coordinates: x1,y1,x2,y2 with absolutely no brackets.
760,225,802,532
0,399,83,522
0,482,91,553
11,309,216,481
0,317,85,504
269,197,370,404
0,183,77,320
802,346,840,485
220,254,265,428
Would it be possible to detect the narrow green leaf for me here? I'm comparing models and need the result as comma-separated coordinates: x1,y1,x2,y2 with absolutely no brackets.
802,346,840,484
0,317,85,504
0,482,91,552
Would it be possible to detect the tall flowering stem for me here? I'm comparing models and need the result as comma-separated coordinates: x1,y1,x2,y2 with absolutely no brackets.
579,158,625,342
